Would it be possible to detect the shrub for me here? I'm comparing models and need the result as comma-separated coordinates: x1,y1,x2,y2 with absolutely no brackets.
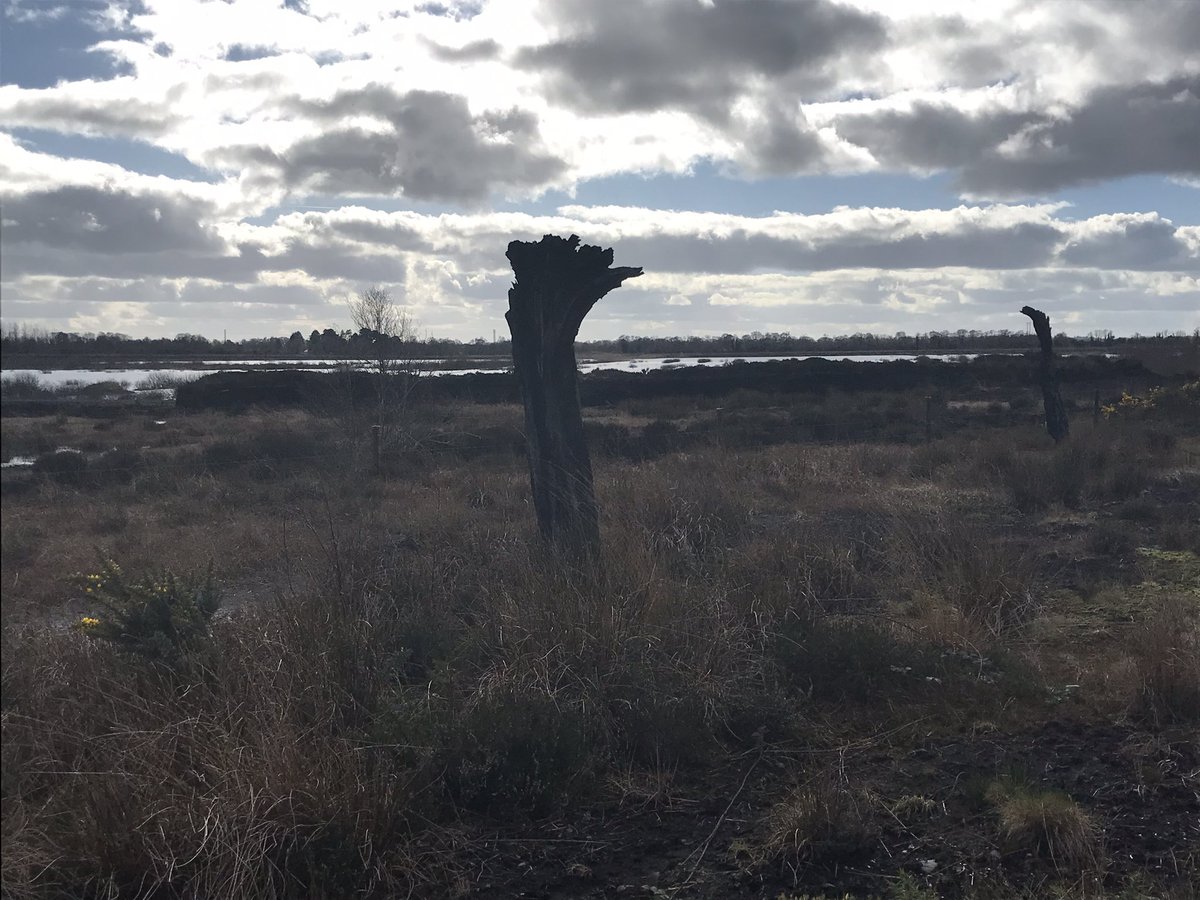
201,428,326,474
1117,497,1159,522
200,438,244,471
0,372,48,399
75,557,220,666
773,616,947,704
443,686,593,816
1087,520,1138,558
135,372,196,391
33,448,88,485
93,447,143,484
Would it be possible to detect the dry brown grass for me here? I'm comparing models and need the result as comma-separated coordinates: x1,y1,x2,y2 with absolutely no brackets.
761,775,877,871
987,780,1103,874
1128,593,1200,726
2,394,1198,897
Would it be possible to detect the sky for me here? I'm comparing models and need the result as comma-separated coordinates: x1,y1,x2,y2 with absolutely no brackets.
0,0,1198,342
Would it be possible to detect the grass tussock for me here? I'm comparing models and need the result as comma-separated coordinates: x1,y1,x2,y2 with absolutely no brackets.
761,776,877,871
987,780,1102,874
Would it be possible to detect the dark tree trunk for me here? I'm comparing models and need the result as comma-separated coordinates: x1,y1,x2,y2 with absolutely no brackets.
506,234,642,555
1020,305,1070,442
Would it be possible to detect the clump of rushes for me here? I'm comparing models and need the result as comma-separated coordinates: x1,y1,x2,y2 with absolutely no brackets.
986,779,1101,873
762,777,876,873
75,556,220,665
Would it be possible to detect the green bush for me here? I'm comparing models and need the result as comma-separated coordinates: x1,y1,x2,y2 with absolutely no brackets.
76,557,220,666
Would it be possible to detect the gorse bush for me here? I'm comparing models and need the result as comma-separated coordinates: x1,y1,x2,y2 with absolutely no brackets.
75,557,220,665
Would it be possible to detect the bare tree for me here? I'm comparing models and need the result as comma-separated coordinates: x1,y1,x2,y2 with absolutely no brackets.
349,286,414,376
346,286,419,462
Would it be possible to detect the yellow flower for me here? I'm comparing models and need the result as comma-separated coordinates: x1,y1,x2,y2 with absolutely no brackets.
80,617,100,628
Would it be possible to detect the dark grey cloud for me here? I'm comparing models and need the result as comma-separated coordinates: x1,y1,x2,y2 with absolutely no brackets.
1060,218,1200,272
0,89,178,138
515,0,887,122
835,76,1200,196
960,77,1200,196
324,218,429,250
2,185,221,254
0,183,415,285
836,102,1031,171
247,88,565,202
1083,0,1200,68
737,101,827,175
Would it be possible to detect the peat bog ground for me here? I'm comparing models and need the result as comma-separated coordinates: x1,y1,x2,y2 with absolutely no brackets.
2,358,1197,899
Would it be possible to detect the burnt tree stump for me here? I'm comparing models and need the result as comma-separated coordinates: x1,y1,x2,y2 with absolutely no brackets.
1020,305,1070,442
506,234,643,554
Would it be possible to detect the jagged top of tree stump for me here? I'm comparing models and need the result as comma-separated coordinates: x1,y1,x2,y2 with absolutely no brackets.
1020,305,1054,353
507,234,643,338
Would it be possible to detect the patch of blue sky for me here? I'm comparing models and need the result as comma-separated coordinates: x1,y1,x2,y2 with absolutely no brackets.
223,44,279,62
506,163,966,217
506,164,1199,224
8,128,219,183
247,167,1200,229
0,1,147,88
1047,175,1199,224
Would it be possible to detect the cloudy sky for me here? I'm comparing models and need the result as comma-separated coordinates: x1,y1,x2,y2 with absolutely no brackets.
1,0,1197,341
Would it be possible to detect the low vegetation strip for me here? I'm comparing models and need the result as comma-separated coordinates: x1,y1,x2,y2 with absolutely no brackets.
161,354,1161,413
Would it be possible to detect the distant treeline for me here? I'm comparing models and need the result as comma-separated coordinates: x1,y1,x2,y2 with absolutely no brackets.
1,323,1196,362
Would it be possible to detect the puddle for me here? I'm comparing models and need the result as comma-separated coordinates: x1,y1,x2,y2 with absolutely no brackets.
2,447,83,469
